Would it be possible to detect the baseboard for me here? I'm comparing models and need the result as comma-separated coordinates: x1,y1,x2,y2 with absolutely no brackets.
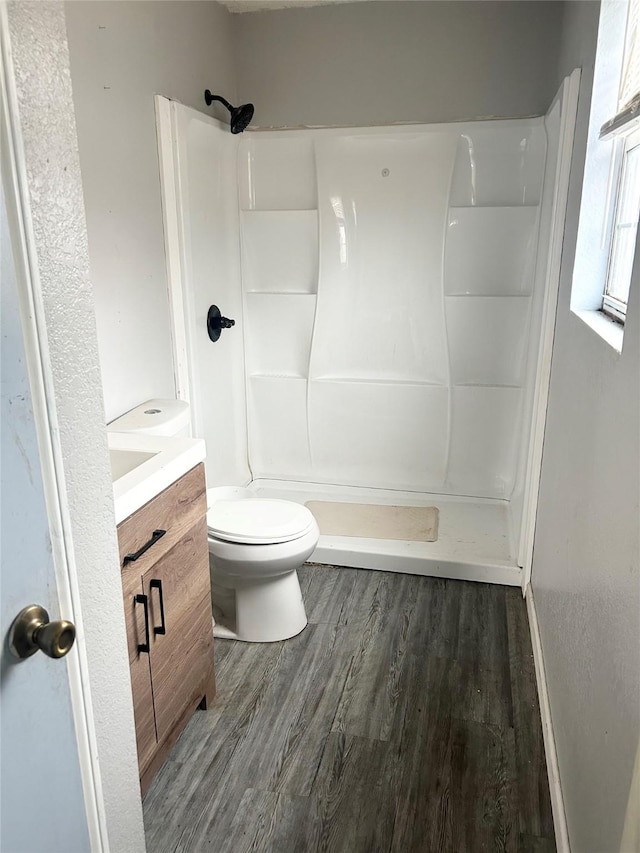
526,588,571,853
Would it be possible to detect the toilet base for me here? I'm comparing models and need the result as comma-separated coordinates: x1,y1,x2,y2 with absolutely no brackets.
212,621,239,641
212,570,307,643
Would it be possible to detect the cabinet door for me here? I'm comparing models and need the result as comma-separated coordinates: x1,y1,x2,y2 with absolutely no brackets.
121,567,158,775
143,517,214,744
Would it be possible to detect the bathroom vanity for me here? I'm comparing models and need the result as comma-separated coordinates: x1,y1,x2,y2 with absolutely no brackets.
117,462,215,793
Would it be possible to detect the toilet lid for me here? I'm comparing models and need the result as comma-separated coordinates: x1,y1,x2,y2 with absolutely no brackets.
207,499,316,545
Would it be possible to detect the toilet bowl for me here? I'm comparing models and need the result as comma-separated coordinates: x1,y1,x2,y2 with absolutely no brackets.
207,489,319,642
107,401,319,644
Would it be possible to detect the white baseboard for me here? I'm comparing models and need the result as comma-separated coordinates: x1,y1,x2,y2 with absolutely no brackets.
526,588,571,853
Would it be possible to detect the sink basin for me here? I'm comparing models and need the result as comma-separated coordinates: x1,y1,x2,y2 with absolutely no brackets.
109,432,207,524
109,448,157,481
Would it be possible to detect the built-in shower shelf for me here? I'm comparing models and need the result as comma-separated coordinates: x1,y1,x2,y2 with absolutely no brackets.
445,205,537,298
245,291,317,297
250,373,308,380
453,382,521,389
446,294,530,386
445,293,531,298
448,206,539,219
241,209,318,294
237,134,317,210
309,376,447,387
449,203,539,209
242,208,318,214
244,291,316,377
250,375,452,387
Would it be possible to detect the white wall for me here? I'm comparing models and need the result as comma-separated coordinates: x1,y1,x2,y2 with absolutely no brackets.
236,121,546,501
165,103,252,488
531,4,640,851
6,3,145,850
65,0,237,421
233,1,564,128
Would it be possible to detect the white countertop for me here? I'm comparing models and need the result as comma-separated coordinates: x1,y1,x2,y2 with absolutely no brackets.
109,432,207,524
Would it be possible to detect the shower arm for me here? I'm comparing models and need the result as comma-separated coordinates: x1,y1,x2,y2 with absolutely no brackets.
204,91,233,111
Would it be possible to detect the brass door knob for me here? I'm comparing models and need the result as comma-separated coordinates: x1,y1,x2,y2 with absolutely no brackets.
8,604,76,660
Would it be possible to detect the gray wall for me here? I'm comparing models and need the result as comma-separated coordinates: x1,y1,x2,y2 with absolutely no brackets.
65,1,237,421
531,3,640,851
234,1,564,128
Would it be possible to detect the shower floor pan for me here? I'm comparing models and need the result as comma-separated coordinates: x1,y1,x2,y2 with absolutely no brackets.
249,479,522,587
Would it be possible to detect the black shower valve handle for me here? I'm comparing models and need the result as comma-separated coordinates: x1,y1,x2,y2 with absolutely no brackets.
207,304,235,342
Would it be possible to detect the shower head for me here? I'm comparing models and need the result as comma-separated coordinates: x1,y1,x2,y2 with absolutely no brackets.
229,102,255,134
204,90,254,134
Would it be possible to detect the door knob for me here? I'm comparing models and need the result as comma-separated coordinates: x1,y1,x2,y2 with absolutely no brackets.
8,604,76,660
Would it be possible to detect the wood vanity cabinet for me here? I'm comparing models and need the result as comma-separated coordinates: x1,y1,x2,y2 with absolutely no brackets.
117,462,215,794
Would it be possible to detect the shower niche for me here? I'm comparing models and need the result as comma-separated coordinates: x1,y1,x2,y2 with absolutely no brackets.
156,72,578,587
238,136,319,479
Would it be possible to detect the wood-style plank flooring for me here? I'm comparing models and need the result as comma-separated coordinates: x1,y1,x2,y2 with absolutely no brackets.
143,565,556,853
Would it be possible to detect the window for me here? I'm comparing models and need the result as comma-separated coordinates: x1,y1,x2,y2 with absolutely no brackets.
603,129,640,322
619,0,640,109
599,0,640,324
570,0,640,347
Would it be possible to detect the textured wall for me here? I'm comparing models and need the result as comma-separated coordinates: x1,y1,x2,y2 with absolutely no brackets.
6,3,146,850
531,3,640,851
233,1,564,128
65,0,237,421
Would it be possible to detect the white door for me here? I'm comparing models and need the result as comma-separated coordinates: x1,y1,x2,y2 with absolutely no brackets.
0,52,93,853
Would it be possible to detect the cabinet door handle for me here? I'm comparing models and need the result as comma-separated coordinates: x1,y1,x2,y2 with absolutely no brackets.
135,594,150,653
149,579,167,635
123,529,166,565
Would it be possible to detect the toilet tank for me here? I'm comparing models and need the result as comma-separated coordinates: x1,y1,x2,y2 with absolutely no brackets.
107,399,191,437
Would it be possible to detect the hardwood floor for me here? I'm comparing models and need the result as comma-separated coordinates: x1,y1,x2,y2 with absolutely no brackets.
143,565,556,853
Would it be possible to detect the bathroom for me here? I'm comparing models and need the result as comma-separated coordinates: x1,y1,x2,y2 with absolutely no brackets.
1,2,639,852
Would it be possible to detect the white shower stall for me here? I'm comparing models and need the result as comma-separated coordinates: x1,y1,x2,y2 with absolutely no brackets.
156,71,578,588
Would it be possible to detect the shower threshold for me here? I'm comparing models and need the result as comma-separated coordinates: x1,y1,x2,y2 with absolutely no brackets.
249,479,522,587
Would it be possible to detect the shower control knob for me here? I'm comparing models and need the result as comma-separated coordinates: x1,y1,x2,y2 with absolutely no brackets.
207,305,236,342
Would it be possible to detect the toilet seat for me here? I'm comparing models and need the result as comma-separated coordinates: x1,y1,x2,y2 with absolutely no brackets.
207,498,316,545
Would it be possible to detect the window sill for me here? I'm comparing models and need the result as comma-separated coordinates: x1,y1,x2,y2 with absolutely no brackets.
573,308,624,353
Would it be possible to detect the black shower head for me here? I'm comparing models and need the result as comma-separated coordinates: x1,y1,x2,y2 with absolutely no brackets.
204,90,254,134
229,102,255,134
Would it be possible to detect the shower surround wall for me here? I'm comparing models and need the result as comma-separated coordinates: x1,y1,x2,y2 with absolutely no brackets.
157,92,575,583
238,122,544,501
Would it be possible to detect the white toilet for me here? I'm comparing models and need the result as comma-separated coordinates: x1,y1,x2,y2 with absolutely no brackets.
107,399,319,643
206,485,318,642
